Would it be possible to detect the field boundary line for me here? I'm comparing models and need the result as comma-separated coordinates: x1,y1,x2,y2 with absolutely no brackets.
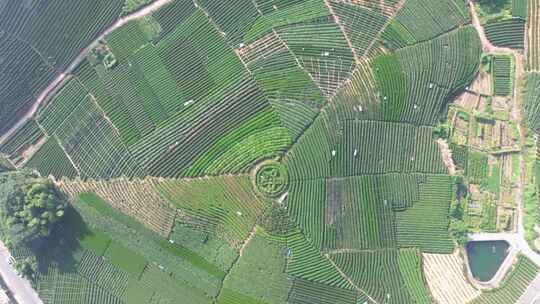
52,134,82,177
0,0,175,146
323,0,361,64
324,254,380,304
361,0,406,58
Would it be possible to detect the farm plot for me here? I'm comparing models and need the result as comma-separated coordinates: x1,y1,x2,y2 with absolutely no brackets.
422,251,480,304
484,18,526,49
0,0,124,133
71,193,224,298
282,108,342,181
0,1,123,69
0,31,55,135
286,229,352,289
239,32,324,140
152,0,196,40
395,174,454,253
94,62,163,144
323,176,397,250
288,179,326,248
330,249,415,304
0,119,45,165
60,178,176,237
370,53,407,121
183,108,291,177
77,250,131,297
216,289,267,304
329,1,388,56
528,0,540,71
394,26,482,125
286,116,447,181
75,62,139,145
512,0,528,18
24,137,79,178
157,9,248,103
492,54,514,96
169,222,238,273
140,264,213,304
374,174,420,210
128,76,278,178
451,144,469,172
197,0,260,47
398,249,432,304
339,121,447,175
219,233,291,304
287,278,363,304
37,78,89,135
77,49,177,146
329,59,380,122
470,256,539,304
276,13,356,96
244,0,330,42
50,96,141,179
153,176,266,250
380,0,470,49
36,264,123,304
105,20,149,62
104,242,147,276
524,73,540,132
129,43,184,116
252,0,308,15
467,150,489,184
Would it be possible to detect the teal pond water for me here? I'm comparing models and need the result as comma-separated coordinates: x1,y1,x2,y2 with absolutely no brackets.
465,240,510,282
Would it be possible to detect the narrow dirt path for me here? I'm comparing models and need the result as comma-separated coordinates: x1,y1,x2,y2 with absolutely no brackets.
362,0,406,57
466,1,540,298
437,139,457,175
0,73,65,145
323,0,361,63
239,226,258,257
468,0,515,54
325,254,379,304
0,0,174,146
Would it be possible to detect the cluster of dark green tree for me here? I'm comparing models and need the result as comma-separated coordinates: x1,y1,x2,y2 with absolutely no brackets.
0,172,67,280
449,176,470,245
2,179,66,244
0,155,13,172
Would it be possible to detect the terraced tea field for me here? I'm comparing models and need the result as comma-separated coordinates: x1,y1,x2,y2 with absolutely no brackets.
1,0,540,303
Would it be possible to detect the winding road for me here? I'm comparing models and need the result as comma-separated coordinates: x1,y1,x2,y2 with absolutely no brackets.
0,241,42,304
1,0,539,302
0,1,179,303
0,0,175,146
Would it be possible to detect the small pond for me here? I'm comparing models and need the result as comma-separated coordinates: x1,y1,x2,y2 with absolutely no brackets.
465,240,510,282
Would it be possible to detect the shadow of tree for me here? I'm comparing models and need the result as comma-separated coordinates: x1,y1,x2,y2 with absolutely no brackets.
31,206,92,274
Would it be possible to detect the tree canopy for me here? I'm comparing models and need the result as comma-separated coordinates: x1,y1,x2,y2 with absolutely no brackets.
1,178,66,246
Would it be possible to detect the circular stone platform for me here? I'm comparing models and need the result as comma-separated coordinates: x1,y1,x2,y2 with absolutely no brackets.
254,161,288,198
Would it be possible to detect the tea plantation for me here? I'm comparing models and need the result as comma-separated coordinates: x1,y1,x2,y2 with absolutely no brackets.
1,0,540,303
